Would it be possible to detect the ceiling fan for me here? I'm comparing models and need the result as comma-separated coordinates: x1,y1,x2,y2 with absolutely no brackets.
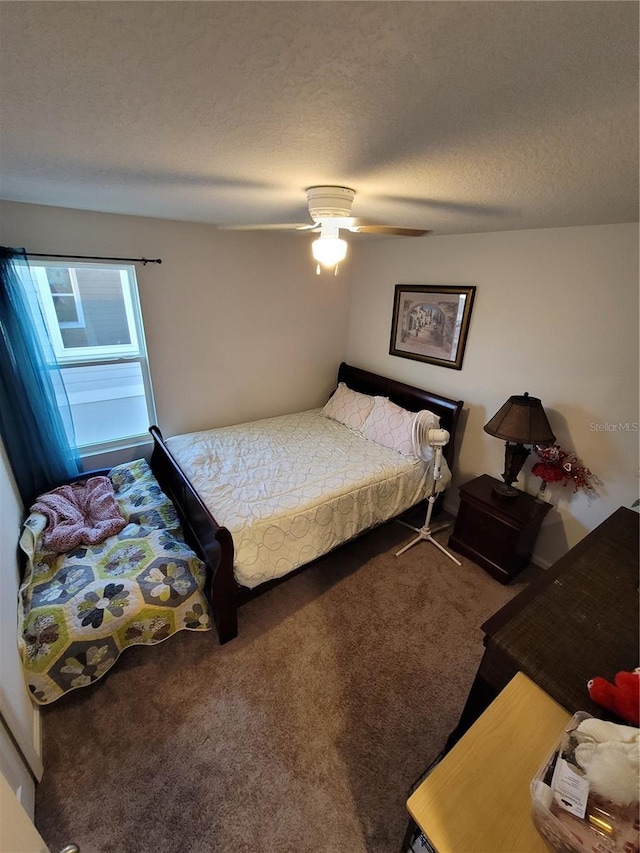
227,186,431,274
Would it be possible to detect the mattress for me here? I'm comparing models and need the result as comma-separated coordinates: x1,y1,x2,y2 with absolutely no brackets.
165,409,447,589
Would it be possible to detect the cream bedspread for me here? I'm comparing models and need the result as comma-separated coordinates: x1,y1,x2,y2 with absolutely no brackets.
165,409,447,589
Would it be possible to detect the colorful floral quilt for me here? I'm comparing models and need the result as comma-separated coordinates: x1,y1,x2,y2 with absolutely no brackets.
18,459,211,705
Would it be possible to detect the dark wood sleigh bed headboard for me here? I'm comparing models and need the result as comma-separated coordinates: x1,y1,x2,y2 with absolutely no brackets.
149,362,464,645
337,362,464,469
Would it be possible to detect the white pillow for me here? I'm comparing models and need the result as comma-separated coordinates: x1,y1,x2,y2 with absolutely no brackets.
321,382,375,431
361,396,419,458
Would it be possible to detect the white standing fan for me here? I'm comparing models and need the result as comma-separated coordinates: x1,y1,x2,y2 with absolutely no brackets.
395,412,462,564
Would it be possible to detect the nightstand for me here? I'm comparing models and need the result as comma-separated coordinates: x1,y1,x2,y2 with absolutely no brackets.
448,474,551,583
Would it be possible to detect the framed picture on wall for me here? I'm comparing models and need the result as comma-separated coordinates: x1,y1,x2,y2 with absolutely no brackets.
389,284,476,370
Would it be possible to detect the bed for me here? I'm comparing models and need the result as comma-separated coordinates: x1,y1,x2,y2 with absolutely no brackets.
18,459,211,704
148,362,463,644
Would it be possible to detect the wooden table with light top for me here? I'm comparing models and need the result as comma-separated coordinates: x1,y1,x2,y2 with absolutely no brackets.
405,672,571,853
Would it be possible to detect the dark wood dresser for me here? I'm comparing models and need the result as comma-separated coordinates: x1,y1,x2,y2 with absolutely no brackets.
447,506,640,747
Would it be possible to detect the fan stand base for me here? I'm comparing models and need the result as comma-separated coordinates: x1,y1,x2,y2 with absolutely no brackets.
395,518,462,564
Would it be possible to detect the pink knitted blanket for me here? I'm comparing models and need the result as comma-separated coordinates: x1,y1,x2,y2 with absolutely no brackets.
32,476,127,553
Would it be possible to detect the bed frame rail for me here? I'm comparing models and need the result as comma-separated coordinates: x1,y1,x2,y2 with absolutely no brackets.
148,425,238,643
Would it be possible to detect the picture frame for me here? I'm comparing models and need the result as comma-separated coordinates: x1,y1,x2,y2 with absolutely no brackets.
389,284,476,370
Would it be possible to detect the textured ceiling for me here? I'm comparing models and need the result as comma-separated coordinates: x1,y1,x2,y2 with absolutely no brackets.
0,1,638,235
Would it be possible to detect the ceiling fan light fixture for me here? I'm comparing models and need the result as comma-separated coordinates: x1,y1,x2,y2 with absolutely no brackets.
312,235,348,271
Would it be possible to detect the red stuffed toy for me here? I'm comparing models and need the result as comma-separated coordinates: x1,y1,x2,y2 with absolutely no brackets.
587,669,640,727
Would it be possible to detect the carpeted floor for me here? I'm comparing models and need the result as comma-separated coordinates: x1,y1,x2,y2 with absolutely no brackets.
35,514,538,853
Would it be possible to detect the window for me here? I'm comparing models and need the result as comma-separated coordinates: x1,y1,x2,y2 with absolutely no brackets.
44,266,85,329
28,261,156,455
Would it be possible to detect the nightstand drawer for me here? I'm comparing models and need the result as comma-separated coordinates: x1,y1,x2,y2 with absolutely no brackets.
456,505,514,565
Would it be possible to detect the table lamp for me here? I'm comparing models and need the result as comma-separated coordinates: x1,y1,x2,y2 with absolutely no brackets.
483,393,555,498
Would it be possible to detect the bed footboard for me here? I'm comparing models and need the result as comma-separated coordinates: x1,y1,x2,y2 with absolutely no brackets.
148,425,238,644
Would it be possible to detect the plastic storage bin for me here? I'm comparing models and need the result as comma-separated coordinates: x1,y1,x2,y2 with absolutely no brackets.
530,711,640,853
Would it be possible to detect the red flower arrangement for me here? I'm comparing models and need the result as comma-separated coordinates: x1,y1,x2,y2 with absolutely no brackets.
531,444,594,492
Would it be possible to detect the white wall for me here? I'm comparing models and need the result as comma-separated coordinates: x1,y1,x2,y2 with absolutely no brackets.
0,439,42,817
0,201,351,445
347,223,639,566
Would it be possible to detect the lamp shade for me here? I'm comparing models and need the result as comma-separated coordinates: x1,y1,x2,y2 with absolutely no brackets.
312,236,348,267
483,393,555,446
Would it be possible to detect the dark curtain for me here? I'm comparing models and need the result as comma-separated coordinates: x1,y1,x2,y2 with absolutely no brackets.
0,247,80,506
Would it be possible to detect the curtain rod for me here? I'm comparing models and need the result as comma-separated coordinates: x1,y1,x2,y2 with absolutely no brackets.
25,252,162,265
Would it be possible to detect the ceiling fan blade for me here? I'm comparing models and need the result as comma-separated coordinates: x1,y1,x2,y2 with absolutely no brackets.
348,224,431,236
218,223,313,231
